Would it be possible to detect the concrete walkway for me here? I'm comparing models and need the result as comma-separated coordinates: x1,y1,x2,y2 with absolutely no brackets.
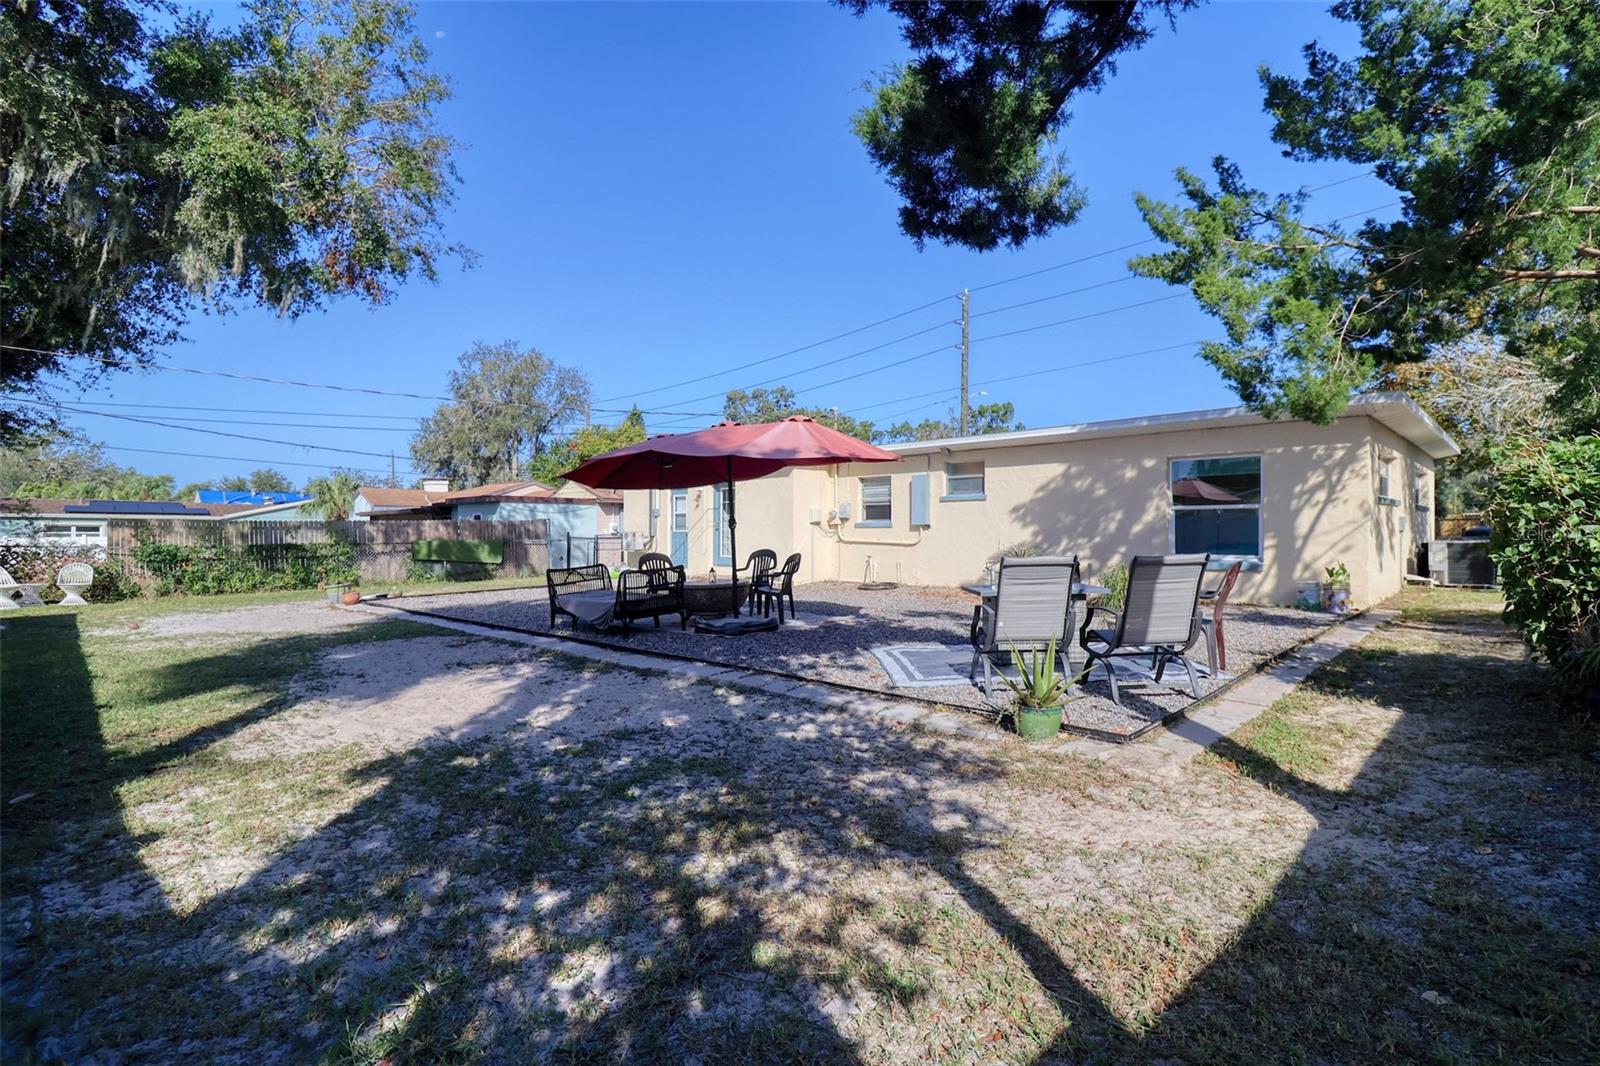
354,600,1397,763
1058,608,1398,774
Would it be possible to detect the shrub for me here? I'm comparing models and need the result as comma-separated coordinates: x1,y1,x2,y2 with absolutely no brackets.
1487,436,1600,715
129,528,358,596
1090,564,1128,610
0,544,142,603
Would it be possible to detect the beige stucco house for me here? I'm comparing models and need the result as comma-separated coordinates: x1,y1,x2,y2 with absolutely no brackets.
620,392,1457,608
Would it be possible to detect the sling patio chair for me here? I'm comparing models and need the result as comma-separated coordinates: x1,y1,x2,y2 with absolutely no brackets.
968,555,1078,695
1078,553,1210,705
750,552,801,623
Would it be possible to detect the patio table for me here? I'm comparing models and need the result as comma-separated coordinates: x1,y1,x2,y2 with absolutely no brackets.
961,581,1111,675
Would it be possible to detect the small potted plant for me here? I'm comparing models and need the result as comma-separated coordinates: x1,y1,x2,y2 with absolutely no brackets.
998,637,1082,740
1323,562,1352,614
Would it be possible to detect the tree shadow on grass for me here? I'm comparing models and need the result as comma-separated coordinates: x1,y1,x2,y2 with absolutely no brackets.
7,596,1597,1063
1033,601,1600,1062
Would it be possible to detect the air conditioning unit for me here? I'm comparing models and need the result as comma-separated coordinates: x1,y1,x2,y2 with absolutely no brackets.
1428,539,1497,587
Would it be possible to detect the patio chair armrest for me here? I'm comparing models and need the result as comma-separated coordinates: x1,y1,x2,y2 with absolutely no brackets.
969,603,992,648
1078,605,1118,647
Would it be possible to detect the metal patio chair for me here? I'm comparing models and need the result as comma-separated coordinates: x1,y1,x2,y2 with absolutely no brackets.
968,555,1078,695
1078,554,1210,705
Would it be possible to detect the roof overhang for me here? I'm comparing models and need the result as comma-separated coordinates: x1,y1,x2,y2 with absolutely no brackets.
882,391,1460,461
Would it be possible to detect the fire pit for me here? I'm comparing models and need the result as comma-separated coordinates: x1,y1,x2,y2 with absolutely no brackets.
682,578,746,617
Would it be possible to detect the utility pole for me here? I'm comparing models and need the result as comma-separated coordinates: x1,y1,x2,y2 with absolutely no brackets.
959,289,971,436
389,451,396,487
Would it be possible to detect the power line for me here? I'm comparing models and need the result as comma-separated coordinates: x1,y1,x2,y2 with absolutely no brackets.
58,412,424,432
3,345,718,418
41,399,427,420
623,318,959,410
97,445,406,477
969,274,1137,319
6,397,404,459
593,293,959,404
845,340,1207,416
968,293,1184,345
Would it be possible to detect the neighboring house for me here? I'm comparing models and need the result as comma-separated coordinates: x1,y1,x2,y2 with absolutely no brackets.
621,392,1459,607
350,478,454,521
354,478,621,538
0,498,313,547
439,481,598,550
549,481,624,533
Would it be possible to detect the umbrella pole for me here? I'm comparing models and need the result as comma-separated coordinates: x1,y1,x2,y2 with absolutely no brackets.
726,456,739,615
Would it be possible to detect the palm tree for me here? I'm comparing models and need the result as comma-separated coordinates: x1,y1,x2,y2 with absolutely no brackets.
301,470,362,521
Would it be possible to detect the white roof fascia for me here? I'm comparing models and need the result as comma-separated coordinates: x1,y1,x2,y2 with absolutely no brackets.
882,392,1459,461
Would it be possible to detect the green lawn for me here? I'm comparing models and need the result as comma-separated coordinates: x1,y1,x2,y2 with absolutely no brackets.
1,587,1595,1062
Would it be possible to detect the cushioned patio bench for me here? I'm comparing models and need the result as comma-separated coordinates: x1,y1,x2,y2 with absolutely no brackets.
546,563,688,633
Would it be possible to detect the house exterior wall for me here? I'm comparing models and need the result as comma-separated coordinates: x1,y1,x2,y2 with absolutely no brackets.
450,500,594,547
350,492,377,521
619,411,1438,607
619,469,831,583
0,516,108,547
1363,421,1435,603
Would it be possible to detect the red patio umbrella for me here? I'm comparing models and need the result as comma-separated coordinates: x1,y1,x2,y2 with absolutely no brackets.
1171,477,1244,504
561,416,900,612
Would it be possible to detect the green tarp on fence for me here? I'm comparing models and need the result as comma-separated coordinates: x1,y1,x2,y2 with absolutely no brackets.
411,539,505,564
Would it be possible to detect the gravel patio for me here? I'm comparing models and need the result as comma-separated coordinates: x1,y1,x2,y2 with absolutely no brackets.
382,581,1339,738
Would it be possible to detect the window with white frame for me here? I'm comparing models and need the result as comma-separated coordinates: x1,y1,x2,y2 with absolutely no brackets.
944,460,985,499
39,523,106,546
860,476,892,524
1170,456,1262,559
671,492,687,532
1377,452,1398,503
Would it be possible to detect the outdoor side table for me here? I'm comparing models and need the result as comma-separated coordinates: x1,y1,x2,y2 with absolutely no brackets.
682,578,746,617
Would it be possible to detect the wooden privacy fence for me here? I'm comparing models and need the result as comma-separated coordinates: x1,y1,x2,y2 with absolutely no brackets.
106,519,555,582
1435,512,1488,538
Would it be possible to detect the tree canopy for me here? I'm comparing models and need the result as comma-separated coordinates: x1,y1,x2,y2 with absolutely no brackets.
0,434,176,499
301,468,362,520
410,342,591,487
1130,0,1600,429
527,408,647,485
0,0,464,441
881,401,1024,443
843,0,1188,249
722,387,879,442
217,468,296,494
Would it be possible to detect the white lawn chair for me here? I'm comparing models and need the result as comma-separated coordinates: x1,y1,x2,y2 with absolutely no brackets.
57,562,95,605
0,566,48,610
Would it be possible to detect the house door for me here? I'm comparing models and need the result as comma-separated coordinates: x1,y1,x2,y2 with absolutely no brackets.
669,489,688,566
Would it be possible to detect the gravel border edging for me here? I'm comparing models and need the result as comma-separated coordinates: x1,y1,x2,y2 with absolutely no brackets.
354,597,1353,746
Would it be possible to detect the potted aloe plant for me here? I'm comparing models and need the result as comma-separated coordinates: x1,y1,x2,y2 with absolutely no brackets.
999,637,1083,741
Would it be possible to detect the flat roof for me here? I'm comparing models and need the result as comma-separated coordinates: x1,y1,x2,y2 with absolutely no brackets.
884,392,1460,461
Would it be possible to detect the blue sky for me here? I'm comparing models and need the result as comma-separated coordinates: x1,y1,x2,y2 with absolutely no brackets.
47,1,1391,488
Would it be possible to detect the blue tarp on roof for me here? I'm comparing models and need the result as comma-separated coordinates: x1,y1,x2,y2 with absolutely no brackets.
194,490,314,505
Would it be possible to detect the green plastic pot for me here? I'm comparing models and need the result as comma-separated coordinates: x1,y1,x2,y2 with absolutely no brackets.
1014,705,1064,741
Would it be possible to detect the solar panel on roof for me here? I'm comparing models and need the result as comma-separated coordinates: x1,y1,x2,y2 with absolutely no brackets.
63,501,210,515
